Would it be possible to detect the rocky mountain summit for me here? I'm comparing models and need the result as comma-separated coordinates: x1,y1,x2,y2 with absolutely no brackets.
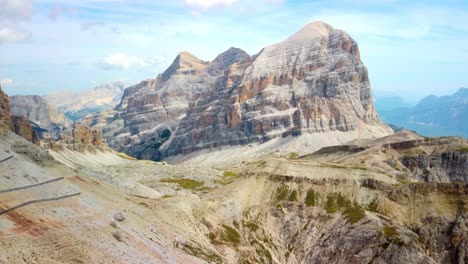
106,22,391,161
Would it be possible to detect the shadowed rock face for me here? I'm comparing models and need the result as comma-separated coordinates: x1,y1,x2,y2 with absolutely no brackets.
0,85,13,133
10,95,71,139
107,22,391,160
11,116,40,145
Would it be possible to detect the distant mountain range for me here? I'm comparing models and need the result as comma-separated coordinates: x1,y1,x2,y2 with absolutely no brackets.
375,88,468,137
45,81,125,121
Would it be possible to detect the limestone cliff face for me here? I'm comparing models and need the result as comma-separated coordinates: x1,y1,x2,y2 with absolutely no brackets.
43,125,106,153
107,48,251,159
11,115,40,145
0,85,13,133
10,95,72,139
107,22,391,160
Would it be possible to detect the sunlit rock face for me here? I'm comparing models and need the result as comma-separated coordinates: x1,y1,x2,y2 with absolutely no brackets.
107,22,391,160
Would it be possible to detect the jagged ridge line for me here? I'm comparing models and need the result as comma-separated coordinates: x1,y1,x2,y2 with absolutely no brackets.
0,192,81,216
0,177,65,194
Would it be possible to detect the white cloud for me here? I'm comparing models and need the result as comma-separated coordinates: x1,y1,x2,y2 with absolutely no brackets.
0,78,13,85
0,23,30,43
100,53,165,70
185,0,239,9
0,0,33,44
0,0,33,20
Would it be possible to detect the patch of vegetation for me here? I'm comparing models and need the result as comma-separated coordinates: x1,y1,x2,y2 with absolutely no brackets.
223,170,239,177
275,185,290,201
459,146,468,153
319,163,368,171
288,190,298,201
244,221,260,232
220,224,242,245
383,226,397,238
117,153,137,160
366,197,380,213
406,147,427,156
343,202,366,224
160,178,204,190
289,152,299,159
214,170,241,185
305,189,318,207
161,195,174,199
324,193,351,214
249,238,273,263
183,243,223,264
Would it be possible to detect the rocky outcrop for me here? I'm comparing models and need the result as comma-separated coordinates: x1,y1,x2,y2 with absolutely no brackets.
395,138,468,183
107,22,391,161
0,84,13,133
43,125,106,153
10,95,71,139
11,115,40,145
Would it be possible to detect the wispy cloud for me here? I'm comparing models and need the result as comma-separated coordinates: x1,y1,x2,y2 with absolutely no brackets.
100,53,165,70
0,0,33,44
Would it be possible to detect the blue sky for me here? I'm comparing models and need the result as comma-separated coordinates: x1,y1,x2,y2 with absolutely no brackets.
0,0,467,102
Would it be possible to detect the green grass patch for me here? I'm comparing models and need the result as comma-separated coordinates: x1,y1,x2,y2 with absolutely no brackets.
367,197,380,213
305,189,318,207
160,178,204,190
325,193,352,214
383,226,397,238
288,190,298,201
459,146,468,153
214,170,241,186
244,221,260,232
289,152,299,159
343,202,366,224
183,243,223,264
275,185,290,201
117,152,137,160
220,224,242,245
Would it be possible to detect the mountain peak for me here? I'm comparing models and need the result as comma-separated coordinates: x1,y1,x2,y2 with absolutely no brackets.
160,51,208,81
208,47,250,75
287,21,333,42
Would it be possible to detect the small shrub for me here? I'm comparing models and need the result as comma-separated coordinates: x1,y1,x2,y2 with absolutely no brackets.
305,189,318,207
336,193,351,208
275,185,290,201
325,194,338,213
383,226,398,238
221,224,241,245
289,152,299,159
367,197,380,213
343,202,366,224
288,190,298,201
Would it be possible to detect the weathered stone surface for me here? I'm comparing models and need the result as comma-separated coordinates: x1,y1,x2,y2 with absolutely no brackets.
0,84,13,133
11,115,40,145
43,125,106,153
107,48,251,159
107,22,391,161
10,95,71,139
